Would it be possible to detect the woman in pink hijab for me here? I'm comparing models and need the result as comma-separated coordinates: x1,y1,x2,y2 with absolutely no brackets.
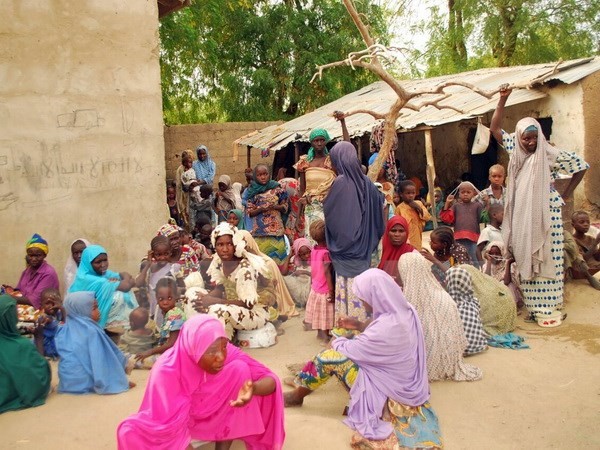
117,315,285,450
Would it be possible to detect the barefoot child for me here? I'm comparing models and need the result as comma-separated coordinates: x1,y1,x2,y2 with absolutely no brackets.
119,307,155,368
395,180,431,250
33,288,65,358
304,220,335,343
441,181,483,267
56,291,132,394
135,277,186,365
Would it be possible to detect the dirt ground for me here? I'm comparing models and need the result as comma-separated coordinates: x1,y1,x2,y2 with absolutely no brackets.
1,280,599,450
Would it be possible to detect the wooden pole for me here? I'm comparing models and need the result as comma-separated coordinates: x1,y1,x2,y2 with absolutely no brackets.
357,137,363,163
294,142,300,178
424,129,438,229
246,146,251,169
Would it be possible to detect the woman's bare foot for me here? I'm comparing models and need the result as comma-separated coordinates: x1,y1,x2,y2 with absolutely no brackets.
286,362,304,374
128,381,136,389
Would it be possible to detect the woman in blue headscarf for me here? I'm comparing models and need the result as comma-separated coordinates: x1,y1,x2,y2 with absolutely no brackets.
293,128,337,244
69,245,137,331
324,141,385,323
192,145,216,186
55,291,131,394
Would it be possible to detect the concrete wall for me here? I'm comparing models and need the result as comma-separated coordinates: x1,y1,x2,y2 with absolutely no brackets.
582,71,600,211
1,1,168,287
164,122,282,185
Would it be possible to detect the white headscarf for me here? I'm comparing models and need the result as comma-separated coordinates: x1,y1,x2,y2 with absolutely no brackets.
207,223,268,284
232,182,243,210
63,238,92,291
502,117,560,280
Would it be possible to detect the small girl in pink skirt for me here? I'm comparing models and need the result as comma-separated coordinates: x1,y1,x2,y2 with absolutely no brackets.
304,219,335,344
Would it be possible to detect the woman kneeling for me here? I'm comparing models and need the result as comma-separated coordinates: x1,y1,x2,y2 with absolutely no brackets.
117,315,285,450
284,269,442,449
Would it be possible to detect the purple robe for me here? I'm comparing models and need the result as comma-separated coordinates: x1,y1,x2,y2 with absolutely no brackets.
16,261,59,309
332,269,429,440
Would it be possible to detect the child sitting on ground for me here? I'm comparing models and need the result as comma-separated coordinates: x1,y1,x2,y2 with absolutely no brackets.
33,288,65,359
482,241,523,307
395,180,431,250
477,203,504,264
56,291,133,394
571,211,600,276
441,181,483,267
304,220,335,344
135,277,185,366
119,307,155,369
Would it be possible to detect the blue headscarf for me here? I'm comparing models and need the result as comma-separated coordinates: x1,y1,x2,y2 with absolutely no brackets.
55,291,129,394
323,142,385,277
192,145,216,184
69,245,135,329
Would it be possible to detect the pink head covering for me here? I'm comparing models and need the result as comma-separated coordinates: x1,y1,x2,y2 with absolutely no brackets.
292,237,312,266
117,315,285,449
332,269,429,440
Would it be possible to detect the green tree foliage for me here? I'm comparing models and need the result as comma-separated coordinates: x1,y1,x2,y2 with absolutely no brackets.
159,0,390,124
422,0,599,76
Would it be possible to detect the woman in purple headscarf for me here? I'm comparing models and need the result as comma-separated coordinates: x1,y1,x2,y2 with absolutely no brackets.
323,142,385,323
283,269,442,449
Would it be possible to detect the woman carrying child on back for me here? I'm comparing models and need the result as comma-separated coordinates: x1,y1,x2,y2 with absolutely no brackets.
441,181,484,267
135,277,186,367
56,291,133,394
395,180,431,250
303,219,335,344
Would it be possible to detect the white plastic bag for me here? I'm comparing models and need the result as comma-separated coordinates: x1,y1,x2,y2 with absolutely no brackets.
471,120,490,155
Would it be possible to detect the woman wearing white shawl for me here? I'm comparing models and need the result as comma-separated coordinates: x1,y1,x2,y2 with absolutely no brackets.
398,252,482,382
192,223,273,340
63,238,91,291
491,88,588,319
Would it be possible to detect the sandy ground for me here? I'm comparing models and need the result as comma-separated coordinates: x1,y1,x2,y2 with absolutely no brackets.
1,280,600,450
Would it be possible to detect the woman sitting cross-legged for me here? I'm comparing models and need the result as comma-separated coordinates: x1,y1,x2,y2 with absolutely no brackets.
192,223,273,340
283,269,442,450
117,315,285,450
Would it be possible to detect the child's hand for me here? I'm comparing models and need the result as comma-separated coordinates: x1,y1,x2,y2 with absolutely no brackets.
230,380,254,407
147,250,154,262
135,350,153,363
445,194,455,204
420,248,437,263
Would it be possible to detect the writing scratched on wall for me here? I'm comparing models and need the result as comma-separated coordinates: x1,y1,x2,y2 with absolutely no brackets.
13,156,143,179
0,140,149,210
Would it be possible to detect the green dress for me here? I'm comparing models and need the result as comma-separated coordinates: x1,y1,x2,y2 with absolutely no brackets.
0,295,51,414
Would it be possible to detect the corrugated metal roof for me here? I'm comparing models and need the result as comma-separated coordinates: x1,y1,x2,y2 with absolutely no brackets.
237,57,600,152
